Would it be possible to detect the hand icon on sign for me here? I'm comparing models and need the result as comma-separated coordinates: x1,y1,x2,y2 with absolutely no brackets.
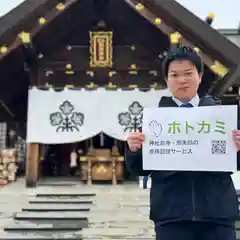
149,120,162,138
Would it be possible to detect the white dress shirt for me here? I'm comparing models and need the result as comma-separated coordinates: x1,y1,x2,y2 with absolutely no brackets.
172,95,200,107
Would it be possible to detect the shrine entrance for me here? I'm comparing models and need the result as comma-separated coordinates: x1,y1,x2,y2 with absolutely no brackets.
41,143,78,178
26,88,168,186
40,133,135,184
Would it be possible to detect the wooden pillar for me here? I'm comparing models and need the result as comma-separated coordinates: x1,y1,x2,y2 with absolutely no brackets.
87,158,92,185
37,152,41,181
112,157,117,185
26,143,39,187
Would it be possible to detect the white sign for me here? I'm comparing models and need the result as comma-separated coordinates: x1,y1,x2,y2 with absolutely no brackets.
142,105,238,172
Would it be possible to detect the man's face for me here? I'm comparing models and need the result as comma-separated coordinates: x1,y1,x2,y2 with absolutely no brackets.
166,60,202,102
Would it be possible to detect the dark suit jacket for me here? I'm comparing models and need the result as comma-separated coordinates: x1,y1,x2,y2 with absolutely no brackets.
125,96,238,226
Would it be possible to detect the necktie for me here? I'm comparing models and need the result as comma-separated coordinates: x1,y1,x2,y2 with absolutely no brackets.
181,103,193,108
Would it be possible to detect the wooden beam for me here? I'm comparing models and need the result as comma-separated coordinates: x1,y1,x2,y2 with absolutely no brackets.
39,63,161,72
0,68,28,112
0,100,15,119
26,143,39,187
107,0,168,57
37,69,161,87
139,0,240,67
124,0,229,78
20,39,38,66
0,0,78,61
0,0,57,43
40,45,161,68
210,65,240,96
33,1,97,57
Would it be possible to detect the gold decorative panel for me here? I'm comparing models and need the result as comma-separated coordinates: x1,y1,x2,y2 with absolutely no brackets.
89,31,113,68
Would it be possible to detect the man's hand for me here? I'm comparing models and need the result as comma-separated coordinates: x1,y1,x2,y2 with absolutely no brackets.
126,132,144,152
232,130,240,152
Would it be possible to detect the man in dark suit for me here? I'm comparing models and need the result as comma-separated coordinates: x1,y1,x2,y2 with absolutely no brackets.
125,45,240,240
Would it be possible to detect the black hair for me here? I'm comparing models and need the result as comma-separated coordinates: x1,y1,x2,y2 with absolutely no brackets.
162,44,204,79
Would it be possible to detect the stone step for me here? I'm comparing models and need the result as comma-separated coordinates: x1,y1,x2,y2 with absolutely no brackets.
37,183,77,187
21,204,148,214
22,205,90,212
4,220,87,231
32,197,94,201
36,193,96,198
29,199,93,204
14,211,149,221
0,231,82,240
24,203,93,208
14,212,89,220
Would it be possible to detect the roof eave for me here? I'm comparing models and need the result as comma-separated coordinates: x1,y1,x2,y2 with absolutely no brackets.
141,0,240,67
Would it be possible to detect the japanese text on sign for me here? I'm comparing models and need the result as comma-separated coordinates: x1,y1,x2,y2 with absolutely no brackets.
142,105,237,172
168,120,225,134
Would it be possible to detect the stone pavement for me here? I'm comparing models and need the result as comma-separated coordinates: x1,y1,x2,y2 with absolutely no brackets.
0,178,155,239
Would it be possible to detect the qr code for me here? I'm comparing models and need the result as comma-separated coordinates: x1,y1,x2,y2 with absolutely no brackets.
211,140,226,155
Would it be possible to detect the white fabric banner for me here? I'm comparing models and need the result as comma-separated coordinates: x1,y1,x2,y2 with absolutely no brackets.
101,88,171,140
27,88,103,144
27,88,171,144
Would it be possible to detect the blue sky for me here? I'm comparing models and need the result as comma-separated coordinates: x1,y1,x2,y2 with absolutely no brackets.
0,0,239,29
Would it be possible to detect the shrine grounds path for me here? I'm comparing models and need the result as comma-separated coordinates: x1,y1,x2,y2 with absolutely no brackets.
0,178,155,239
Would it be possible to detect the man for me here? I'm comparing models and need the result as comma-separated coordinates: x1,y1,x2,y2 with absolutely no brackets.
69,148,77,176
143,175,149,189
126,45,240,240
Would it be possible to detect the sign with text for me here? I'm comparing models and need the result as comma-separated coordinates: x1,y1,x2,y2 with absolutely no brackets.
142,105,237,172
89,31,113,68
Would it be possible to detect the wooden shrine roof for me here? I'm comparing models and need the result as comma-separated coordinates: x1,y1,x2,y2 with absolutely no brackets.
139,0,240,96
0,0,59,44
0,0,240,121
0,0,239,93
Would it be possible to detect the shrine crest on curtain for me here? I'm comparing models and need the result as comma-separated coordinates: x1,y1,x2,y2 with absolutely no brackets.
89,31,113,68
